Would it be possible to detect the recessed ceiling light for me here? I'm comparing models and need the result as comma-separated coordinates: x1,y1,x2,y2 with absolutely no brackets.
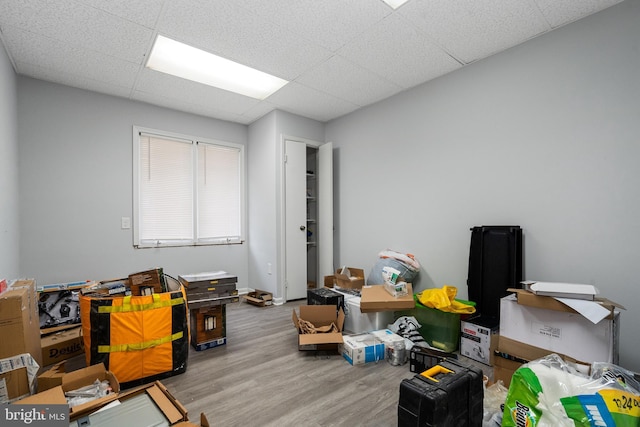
382,0,409,9
146,35,288,100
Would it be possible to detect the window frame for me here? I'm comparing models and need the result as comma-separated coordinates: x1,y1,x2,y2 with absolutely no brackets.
132,126,246,248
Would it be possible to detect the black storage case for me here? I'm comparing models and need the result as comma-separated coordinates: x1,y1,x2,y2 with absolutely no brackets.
409,346,457,374
467,225,523,319
398,358,483,427
307,287,344,312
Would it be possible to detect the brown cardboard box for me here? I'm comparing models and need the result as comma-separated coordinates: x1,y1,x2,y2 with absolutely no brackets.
129,268,165,295
15,363,120,418
507,287,624,318
292,305,345,351
0,279,42,368
243,289,273,307
0,353,39,403
334,267,365,289
41,326,84,368
494,335,591,386
359,284,415,312
36,361,67,393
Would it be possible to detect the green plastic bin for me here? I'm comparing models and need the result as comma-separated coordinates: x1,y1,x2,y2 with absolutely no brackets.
397,295,475,353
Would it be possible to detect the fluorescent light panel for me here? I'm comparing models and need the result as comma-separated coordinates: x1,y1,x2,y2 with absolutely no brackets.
382,0,409,9
146,35,288,100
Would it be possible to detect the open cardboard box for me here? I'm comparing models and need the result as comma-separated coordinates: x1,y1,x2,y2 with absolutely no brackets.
507,287,624,319
360,284,415,312
494,335,590,386
292,305,345,351
15,363,120,417
334,267,365,289
243,289,273,307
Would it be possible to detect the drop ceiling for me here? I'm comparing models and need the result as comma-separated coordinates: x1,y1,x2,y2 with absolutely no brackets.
0,0,624,125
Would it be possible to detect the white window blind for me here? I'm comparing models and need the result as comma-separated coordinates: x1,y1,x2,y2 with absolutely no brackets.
134,127,245,248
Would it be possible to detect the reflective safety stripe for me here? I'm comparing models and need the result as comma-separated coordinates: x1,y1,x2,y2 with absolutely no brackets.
98,331,183,353
97,296,184,313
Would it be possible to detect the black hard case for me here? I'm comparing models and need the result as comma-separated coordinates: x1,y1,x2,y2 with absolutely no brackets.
307,287,345,312
467,225,523,319
398,358,484,427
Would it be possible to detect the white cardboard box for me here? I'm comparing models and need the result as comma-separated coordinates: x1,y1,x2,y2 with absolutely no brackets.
460,317,499,366
499,294,619,364
341,333,385,365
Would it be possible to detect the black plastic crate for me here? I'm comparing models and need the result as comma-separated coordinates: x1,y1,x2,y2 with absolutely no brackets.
307,287,344,312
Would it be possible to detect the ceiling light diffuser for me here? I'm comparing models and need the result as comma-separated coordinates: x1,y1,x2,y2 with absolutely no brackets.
146,35,288,100
382,0,409,9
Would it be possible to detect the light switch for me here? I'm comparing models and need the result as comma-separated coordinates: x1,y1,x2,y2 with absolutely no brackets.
121,217,131,229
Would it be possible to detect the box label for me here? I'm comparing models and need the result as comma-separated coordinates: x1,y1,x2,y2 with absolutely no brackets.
532,322,561,339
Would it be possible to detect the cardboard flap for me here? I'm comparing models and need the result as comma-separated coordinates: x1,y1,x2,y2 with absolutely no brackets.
360,284,415,313
298,333,344,345
13,385,67,405
299,305,338,326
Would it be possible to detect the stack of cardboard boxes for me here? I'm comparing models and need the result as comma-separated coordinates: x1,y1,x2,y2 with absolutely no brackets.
0,274,209,426
294,267,414,366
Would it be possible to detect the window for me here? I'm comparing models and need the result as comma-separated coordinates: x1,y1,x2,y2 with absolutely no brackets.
133,126,245,248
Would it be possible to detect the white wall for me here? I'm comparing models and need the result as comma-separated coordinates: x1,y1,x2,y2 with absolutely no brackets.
17,78,249,287
247,110,325,299
326,0,640,371
0,41,19,279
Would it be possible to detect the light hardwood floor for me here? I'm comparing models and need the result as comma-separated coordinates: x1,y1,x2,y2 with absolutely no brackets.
159,298,492,427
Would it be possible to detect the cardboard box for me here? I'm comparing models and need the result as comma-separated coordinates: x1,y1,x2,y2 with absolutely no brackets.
494,335,591,386
359,284,415,312
292,305,345,351
37,361,67,393
341,334,385,365
70,380,187,424
460,316,499,366
244,289,273,307
507,288,622,319
0,353,39,403
129,268,166,295
15,363,120,418
334,267,365,289
500,293,619,364
0,279,43,368
40,326,84,368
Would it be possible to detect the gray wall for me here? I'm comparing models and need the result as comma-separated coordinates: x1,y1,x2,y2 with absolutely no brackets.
0,40,19,278
326,0,640,371
17,78,249,287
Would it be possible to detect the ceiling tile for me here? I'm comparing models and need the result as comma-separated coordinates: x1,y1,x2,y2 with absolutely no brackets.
17,61,132,99
0,0,153,64
399,0,551,64
233,0,392,52
295,55,403,107
132,90,247,123
135,68,260,115
157,0,333,80
267,81,361,122
338,13,462,89
533,0,624,28
75,0,165,28
3,26,140,88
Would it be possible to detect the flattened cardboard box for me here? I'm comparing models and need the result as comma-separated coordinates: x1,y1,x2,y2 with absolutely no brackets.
359,284,414,312
292,305,345,350
244,289,273,307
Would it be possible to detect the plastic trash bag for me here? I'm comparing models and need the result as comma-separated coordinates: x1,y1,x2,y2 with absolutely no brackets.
502,354,640,427
367,249,420,285
417,285,476,314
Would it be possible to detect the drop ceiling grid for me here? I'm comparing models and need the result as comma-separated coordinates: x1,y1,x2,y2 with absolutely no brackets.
335,13,463,90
